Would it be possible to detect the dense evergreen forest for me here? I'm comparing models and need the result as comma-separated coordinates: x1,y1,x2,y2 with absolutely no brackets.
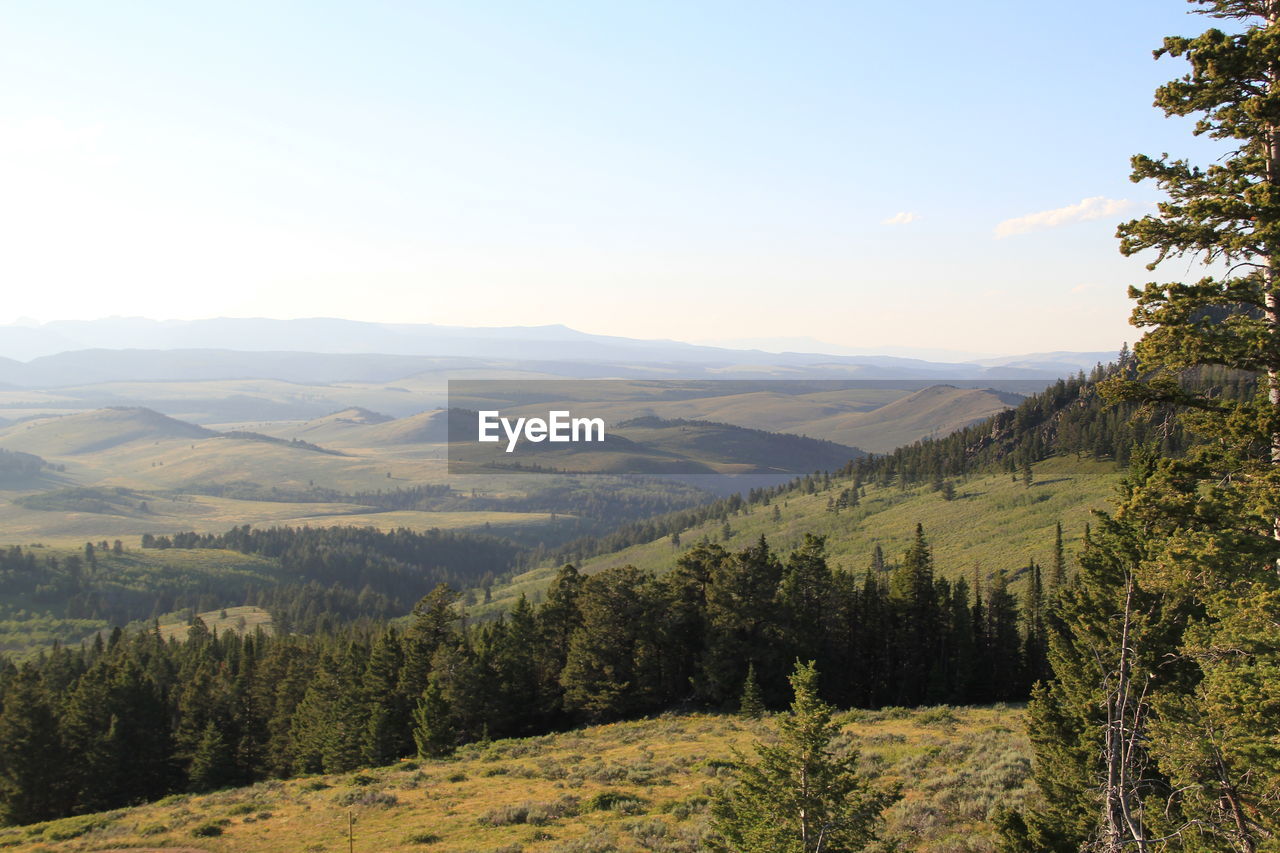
0,527,1054,824
0,525,521,634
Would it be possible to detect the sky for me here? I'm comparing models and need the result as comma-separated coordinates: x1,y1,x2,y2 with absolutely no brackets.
0,1,1238,355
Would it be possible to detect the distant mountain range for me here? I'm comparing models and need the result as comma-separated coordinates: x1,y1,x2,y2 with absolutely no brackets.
0,318,1118,386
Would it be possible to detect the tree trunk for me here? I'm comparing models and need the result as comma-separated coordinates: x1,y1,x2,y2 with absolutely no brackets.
1268,1,1280,570
1099,576,1150,852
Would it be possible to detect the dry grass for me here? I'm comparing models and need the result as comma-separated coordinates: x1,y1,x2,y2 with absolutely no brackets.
153,606,274,642
0,705,1032,853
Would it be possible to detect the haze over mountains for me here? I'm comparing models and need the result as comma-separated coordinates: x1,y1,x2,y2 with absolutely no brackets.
0,318,1117,386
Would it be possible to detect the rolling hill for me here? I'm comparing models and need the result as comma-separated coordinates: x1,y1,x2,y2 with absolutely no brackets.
0,407,214,456
248,406,394,445
800,385,1026,453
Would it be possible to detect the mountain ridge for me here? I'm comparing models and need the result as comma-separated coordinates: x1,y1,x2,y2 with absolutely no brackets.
0,318,1117,384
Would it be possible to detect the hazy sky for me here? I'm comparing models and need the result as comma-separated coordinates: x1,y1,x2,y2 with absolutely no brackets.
0,1,1232,354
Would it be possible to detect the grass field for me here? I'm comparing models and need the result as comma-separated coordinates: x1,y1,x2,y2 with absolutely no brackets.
154,605,274,642
481,455,1121,618
0,704,1032,853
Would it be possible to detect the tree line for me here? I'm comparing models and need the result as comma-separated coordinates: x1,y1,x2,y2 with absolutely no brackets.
0,525,1055,826
0,448,49,486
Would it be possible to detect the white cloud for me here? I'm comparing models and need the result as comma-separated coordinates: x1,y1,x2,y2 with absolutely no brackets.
882,211,918,226
994,196,1136,238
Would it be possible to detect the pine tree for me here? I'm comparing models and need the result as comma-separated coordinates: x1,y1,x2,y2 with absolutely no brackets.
489,595,544,735
1005,3,1280,850
889,524,939,705
1001,499,1191,852
411,680,455,758
981,569,1024,704
426,642,488,743
560,566,660,722
738,663,765,719
701,536,784,706
0,666,64,824
187,721,235,793
399,583,460,701
709,660,899,853
1050,521,1067,589
290,646,366,774
777,534,833,666
362,627,410,766
1021,561,1049,691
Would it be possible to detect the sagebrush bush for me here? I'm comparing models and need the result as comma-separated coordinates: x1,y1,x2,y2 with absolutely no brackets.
334,788,398,808
403,830,442,844
585,790,648,814
549,826,620,852
478,796,578,826
190,819,227,837
40,815,114,842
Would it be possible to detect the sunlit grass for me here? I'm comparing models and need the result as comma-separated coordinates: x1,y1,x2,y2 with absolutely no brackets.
0,705,1032,853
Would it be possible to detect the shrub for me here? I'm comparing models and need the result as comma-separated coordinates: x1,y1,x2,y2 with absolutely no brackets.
41,816,112,842
403,830,442,844
585,790,648,814
549,826,620,852
335,789,399,808
190,820,227,837
626,817,669,845
917,706,959,726
478,798,577,826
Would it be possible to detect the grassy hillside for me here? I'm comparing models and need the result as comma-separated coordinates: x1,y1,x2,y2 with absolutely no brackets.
451,415,865,477
803,385,1025,453
0,705,1032,853
0,407,214,456
154,605,274,642
247,406,395,445
448,381,1023,455
482,455,1120,617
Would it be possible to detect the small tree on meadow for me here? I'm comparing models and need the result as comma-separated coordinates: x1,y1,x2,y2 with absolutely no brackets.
710,660,899,852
